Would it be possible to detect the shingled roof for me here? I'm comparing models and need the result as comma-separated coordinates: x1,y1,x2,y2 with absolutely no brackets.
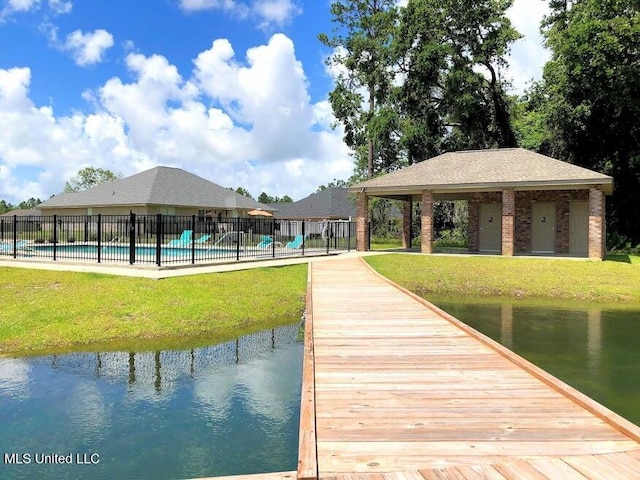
39,166,275,211
269,187,356,220
352,148,613,196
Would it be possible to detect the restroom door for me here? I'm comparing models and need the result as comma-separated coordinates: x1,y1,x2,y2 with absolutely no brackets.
479,203,502,253
531,202,556,253
570,201,589,255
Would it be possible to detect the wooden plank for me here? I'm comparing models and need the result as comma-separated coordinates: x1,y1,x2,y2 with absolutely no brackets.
305,257,640,478
297,264,317,480
527,458,589,479
493,460,549,480
203,471,296,480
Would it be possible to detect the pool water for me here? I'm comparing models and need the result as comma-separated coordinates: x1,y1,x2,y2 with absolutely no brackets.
0,323,303,480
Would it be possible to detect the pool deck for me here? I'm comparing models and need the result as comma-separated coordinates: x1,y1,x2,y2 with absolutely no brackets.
295,257,640,479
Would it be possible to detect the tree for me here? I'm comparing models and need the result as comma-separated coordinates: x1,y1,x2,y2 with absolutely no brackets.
319,0,400,178
64,167,121,192
0,199,14,214
233,187,253,199
316,179,349,192
537,0,640,243
257,193,293,203
19,198,42,209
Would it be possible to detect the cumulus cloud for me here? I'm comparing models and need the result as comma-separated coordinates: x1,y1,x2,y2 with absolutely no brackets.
0,0,72,20
63,29,114,66
0,34,353,204
179,0,299,27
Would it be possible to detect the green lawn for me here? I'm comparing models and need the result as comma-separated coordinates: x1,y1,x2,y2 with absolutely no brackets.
0,265,307,356
365,254,640,305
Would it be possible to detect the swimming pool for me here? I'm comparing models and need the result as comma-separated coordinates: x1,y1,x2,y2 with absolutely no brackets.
29,244,239,264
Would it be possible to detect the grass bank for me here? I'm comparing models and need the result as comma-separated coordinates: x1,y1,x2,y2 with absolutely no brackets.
0,265,307,356
365,254,640,305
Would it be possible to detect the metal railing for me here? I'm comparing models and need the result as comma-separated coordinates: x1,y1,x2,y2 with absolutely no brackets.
0,214,356,266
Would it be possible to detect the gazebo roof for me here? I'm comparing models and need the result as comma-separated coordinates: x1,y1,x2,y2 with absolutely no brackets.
351,148,613,198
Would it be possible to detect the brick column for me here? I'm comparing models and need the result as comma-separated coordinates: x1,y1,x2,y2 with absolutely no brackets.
421,190,433,254
502,189,515,256
402,198,412,249
588,186,605,260
356,192,369,251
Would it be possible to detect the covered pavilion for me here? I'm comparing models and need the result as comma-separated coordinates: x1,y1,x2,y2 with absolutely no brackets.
350,148,613,259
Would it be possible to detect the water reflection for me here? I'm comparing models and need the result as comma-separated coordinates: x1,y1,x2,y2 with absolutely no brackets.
431,297,640,426
0,323,303,480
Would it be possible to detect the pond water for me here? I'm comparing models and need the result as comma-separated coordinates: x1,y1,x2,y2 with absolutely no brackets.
0,323,303,480
429,297,640,426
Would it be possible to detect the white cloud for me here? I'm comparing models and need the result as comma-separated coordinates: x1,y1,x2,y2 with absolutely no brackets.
48,0,72,15
179,0,299,27
505,0,551,93
63,29,114,66
0,0,72,20
0,34,353,204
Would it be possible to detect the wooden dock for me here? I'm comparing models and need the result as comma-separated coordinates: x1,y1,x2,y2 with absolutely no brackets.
297,257,640,479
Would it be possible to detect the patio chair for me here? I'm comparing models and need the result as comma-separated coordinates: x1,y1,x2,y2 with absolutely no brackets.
256,235,275,249
285,234,305,249
167,230,193,246
195,234,211,244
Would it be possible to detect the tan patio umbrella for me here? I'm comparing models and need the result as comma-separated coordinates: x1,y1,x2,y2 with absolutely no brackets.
247,209,273,217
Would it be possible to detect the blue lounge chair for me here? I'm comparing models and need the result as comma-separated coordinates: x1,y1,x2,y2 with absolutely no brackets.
195,234,211,244
256,235,274,249
168,230,193,246
285,234,305,249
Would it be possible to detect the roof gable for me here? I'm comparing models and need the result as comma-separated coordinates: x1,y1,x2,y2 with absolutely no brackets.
352,148,613,194
270,187,356,219
39,167,274,211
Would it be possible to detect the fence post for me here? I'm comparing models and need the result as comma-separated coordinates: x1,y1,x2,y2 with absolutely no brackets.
271,217,276,258
191,214,196,264
236,217,241,261
326,222,330,254
97,214,102,263
348,221,352,252
13,215,17,258
129,212,136,265
156,214,162,267
53,215,57,261
301,221,306,256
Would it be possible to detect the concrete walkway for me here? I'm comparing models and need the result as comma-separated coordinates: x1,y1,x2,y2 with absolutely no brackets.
0,251,384,279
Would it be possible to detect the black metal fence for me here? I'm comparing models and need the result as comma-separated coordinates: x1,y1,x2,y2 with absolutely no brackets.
0,214,356,266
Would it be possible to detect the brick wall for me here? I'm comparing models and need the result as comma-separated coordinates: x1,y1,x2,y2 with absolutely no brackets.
502,189,515,256
421,190,433,254
589,186,605,259
468,189,591,255
356,192,369,251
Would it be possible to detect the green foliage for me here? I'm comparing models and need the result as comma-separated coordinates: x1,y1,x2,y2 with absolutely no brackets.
535,0,640,242
316,178,349,192
257,193,293,203
0,198,42,213
64,167,121,193
319,0,400,177
233,187,254,199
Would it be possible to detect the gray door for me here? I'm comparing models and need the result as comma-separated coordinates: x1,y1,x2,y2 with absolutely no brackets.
570,201,589,255
479,203,502,253
531,202,556,253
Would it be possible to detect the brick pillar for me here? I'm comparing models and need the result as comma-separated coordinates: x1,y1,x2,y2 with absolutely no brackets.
402,198,412,249
502,189,515,256
468,196,480,252
588,186,605,260
356,192,369,251
421,190,433,254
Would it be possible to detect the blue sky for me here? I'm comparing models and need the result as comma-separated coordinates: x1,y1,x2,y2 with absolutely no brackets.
0,0,549,205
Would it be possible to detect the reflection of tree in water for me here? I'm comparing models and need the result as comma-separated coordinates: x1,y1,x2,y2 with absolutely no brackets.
32,323,301,394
